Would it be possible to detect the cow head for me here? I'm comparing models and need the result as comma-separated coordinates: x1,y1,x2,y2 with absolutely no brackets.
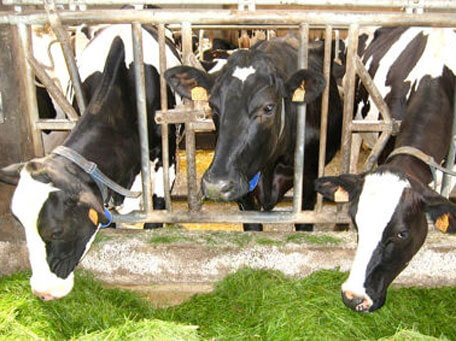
165,49,325,202
315,168,456,312
1,154,109,301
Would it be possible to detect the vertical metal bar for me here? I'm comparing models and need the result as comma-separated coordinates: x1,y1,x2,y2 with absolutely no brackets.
316,25,332,212
182,21,200,211
16,20,44,157
132,23,153,215
43,0,86,114
441,86,456,197
158,23,172,211
292,23,308,214
340,24,359,174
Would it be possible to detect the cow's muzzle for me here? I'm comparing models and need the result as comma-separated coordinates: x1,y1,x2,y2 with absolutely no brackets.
341,290,373,312
201,172,248,202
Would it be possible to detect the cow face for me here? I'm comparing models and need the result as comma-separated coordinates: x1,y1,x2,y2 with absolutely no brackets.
1,157,108,300
315,169,456,312
165,50,325,202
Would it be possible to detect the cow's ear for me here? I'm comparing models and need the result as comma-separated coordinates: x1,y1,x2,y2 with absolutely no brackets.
416,182,456,233
0,162,26,185
284,69,326,104
164,66,212,100
314,174,363,203
79,191,109,226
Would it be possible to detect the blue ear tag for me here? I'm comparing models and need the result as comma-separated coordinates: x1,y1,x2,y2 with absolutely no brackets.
249,172,260,191
99,207,112,228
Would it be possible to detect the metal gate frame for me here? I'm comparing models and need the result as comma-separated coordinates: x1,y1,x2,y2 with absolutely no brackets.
1,1,456,226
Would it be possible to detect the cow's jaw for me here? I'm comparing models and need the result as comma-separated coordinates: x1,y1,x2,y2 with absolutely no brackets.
11,169,74,300
342,172,409,311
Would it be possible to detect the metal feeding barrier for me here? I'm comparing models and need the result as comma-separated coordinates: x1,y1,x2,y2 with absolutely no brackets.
1,0,456,227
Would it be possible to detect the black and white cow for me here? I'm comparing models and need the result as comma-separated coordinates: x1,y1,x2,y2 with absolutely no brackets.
315,27,456,312
0,25,179,300
165,37,343,231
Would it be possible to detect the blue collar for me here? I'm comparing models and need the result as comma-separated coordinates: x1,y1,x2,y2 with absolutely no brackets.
249,172,260,191
100,207,112,228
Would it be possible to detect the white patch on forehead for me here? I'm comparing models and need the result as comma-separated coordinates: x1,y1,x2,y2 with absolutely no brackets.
343,172,410,298
11,169,74,299
232,66,256,82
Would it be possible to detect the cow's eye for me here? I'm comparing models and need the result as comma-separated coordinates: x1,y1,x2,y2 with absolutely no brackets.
397,230,409,240
263,103,275,115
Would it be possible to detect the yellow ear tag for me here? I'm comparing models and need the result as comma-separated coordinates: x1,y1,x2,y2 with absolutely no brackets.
292,81,306,102
191,86,208,101
435,213,450,233
88,208,99,226
334,186,349,202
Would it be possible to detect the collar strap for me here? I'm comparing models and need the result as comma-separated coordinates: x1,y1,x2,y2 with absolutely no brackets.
387,146,456,189
100,207,112,228
52,146,141,201
249,172,260,191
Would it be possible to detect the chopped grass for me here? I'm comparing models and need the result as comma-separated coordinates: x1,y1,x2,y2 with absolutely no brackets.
1,269,456,340
286,232,343,245
92,232,113,245
254,237,283,246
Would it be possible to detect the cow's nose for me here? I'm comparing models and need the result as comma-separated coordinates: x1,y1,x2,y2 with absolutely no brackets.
341,290,372,312
201,176,236,202
32,289,57,301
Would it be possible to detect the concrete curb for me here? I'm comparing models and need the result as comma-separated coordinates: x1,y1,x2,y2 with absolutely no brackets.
2,228,456,289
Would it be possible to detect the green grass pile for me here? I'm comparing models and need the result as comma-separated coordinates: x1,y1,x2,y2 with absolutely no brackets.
1,269,456,340
0,272,199,340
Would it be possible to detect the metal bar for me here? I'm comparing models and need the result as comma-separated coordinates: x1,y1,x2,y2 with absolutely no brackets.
158,23,172,211
16,21,44,157
132,23,153,214
362,130,392,171
112,209,351,225
355,54,392,122
181,21,201,211
351,120,400,132
27,55,79,121
340,24,359,174
43,0,86,114
4,0,456,9
36,119,76,130
441,86,456,197
4,10,456,27
292,23,308,214
316,25,332,212
155,108,207,124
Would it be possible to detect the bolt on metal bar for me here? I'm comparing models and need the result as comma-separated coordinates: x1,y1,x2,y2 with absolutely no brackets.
16,19,44,157
132,23,153,214
182,21,201,211
292,23,308,214
27,55,79,121
441,86,456,198
43,0,86,115
158,23,172,211
340,23,359,175
316,25,332,212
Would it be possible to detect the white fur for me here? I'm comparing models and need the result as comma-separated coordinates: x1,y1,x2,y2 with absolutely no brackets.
77,24,181,83
342,172,410,301
232,66,256,82
11,168,74,299
208,58,228,74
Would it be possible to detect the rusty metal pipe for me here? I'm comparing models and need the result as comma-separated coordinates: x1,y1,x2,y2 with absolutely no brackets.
132,23,153,214
292,23,308,214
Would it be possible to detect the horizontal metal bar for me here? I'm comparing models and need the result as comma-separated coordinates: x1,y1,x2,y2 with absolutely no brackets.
36,119,76,130
351,120,401,133
3,10,456,27
3,0,455,9
155,107,209,124
112,209,351,224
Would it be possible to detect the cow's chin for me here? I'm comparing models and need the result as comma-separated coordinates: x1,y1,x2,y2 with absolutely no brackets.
30,271,74,301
